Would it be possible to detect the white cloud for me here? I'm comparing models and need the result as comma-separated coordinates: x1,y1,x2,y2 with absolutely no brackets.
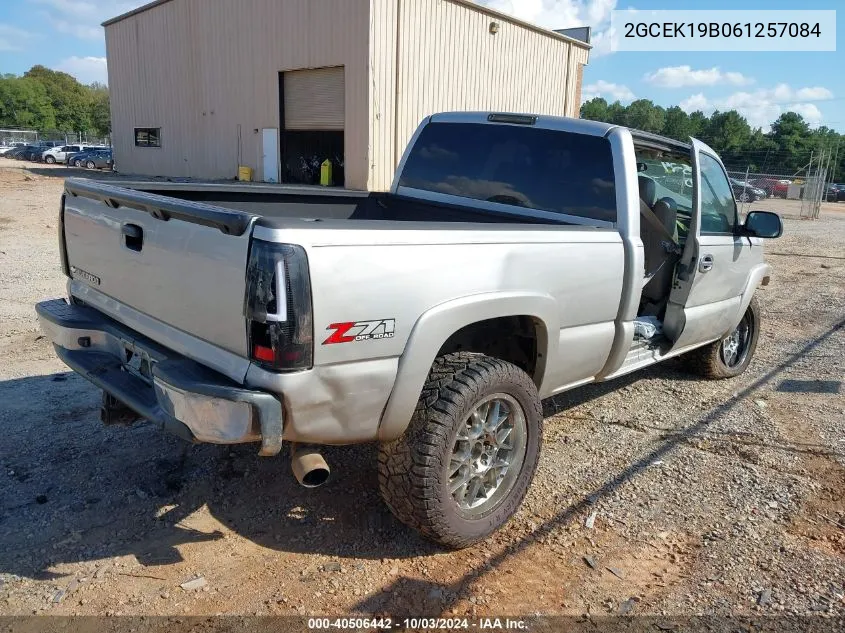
40,15,103,40
583,79,635,103
779,103,824,126
27,0,143,40
794,87,833,101
478,0,617,56
0,23,34,52
644,66,753,88
679,85,833,130
679,93,710,112
56,56,108,85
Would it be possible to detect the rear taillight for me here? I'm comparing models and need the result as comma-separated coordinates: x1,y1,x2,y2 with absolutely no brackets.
59,193,70,277
245,241,313,371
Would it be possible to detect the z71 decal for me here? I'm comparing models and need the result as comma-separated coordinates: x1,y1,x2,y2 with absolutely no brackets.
323,319,396,345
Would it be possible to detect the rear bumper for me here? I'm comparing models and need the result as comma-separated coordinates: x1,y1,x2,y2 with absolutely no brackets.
36,299,284,456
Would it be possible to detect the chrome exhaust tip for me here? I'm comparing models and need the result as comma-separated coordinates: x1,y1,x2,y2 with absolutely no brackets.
291,444,330,488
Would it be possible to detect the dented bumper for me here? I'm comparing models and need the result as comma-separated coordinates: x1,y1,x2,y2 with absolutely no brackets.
36,299,284,456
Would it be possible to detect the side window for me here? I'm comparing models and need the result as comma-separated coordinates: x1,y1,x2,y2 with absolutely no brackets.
699,153,737,235
135,128,162,148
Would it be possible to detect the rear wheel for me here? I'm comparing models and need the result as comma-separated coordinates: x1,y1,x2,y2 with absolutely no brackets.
378,352,542,549
86,160,96,169
683,296,761,379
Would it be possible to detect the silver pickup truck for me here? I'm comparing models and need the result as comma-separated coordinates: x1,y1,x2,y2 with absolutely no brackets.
36,112,782,548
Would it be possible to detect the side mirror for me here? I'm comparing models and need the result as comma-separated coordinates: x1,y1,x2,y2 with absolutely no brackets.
743,211,783,239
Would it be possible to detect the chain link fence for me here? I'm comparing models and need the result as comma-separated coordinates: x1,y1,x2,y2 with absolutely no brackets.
1,129,110,147
726,165,828,219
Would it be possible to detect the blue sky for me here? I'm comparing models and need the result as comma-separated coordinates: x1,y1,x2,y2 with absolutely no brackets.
0,0,841,132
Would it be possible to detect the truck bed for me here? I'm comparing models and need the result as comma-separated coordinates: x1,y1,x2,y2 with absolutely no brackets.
111,181,571,226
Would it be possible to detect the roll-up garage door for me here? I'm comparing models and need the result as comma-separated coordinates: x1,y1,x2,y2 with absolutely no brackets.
284,67,345,131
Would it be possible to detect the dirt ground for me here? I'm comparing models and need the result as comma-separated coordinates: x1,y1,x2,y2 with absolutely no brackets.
0,162,843,620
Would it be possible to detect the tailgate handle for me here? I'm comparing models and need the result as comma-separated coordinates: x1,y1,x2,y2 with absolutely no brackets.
122,224,143,251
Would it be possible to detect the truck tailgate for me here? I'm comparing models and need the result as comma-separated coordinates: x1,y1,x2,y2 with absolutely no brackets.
62,180,256,359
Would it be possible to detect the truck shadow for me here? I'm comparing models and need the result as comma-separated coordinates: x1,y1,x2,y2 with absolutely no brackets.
352,317,845,617
1,319,840,583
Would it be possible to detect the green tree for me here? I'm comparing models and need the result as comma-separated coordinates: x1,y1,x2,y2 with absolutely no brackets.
688,111,709,139
88,82,111,137
662,106,694,141
0,76,56,129
605,101,627,125
623,99,666,134
580,97,609,122
769,112,812,172
706,111,752,159
24,65,92,133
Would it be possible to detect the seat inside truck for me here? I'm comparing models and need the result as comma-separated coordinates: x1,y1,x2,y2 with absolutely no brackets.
638,175,683,318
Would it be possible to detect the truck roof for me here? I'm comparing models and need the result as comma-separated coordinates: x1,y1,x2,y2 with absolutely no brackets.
429,111,693,152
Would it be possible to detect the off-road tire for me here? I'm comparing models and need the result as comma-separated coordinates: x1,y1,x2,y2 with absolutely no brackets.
378,352,542,549
683,296,761,379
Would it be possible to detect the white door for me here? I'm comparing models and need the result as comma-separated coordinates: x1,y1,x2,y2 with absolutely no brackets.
262,128,279,183
664,139,757,349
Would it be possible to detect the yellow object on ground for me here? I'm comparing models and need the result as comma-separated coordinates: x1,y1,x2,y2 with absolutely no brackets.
320,159,333,186
238,165,253,182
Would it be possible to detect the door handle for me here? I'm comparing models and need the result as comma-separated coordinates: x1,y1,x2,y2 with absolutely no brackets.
122,223,143,251
699,254,714,272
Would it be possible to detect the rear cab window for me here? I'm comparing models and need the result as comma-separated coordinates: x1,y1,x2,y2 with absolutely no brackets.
397,121,617,226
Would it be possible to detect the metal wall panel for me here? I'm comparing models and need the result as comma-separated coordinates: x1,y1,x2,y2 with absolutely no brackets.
365,0,590,191
106,0,370,187
106,0,588,191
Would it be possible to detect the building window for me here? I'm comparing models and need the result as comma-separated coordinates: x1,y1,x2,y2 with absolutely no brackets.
134,128,161,148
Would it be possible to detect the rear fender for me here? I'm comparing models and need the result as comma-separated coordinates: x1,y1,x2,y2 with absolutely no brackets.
377,292,559,441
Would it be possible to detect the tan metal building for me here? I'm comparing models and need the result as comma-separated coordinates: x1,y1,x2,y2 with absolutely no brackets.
104,0,590,190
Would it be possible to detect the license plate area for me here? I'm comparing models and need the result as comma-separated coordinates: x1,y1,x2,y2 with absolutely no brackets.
121,340,154,385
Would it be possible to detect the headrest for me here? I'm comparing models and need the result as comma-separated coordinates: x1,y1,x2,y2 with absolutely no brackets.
638,175,657,208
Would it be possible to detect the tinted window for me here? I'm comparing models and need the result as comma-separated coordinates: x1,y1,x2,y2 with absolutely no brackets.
398,122,617,223
699,153,737,234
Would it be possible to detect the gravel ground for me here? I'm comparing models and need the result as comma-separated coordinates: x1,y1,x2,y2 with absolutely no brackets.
0,162,843,619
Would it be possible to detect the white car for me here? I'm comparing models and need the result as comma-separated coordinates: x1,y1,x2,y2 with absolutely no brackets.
42,145,99,164
0,143,26,156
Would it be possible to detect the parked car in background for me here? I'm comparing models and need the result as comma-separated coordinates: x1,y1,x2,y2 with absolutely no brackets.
730,178,766,202
14,145,45,161
825,183,845,202
66,149,107,168
0,142,27,156
751,177,790,198
43,145,98,165
5,146,31,159
82,149,114,170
